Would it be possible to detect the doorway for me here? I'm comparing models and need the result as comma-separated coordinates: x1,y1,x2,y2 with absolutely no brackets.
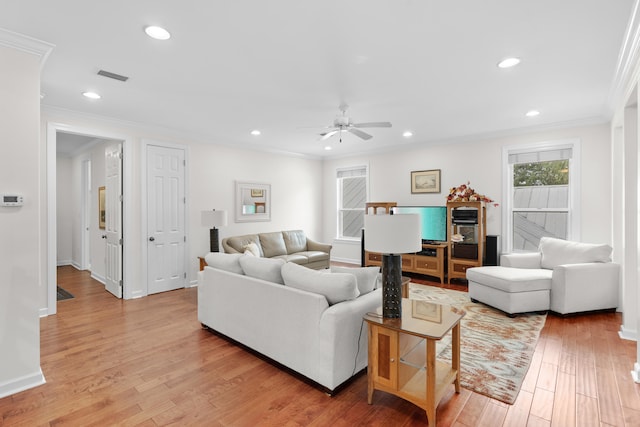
47,123,132,315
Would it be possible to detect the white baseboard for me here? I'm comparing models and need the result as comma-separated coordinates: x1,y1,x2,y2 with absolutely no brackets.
90,272,106,284
39,307,50,317
0,369,46,399
619,325,637,341
632,363,640,383
330,256,360,265
56,260,72,266
188,280,198,288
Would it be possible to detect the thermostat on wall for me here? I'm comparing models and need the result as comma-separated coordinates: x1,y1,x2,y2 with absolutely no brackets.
1,194,24,206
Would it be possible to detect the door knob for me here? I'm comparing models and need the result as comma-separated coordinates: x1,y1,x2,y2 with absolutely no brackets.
149,237,155,242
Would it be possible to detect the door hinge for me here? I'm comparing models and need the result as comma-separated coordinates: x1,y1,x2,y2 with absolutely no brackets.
183,159,186,166
119,238,123,245
184,272,187,279
184,236,186,242
183,197,186,204
120,194,123,202
119,280,123,288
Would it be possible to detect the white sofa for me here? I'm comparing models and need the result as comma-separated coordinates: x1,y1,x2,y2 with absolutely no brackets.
197,252,382,393
467,237,620,316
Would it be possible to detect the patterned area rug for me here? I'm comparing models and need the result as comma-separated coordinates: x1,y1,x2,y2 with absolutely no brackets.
56,286,74,301
409,283,546,405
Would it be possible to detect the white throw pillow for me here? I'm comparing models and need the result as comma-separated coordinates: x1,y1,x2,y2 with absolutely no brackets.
239,256,285,284
331,266,379,295
242,242,261,257
204,252,244,275
539,236,612,269
281,262,360,305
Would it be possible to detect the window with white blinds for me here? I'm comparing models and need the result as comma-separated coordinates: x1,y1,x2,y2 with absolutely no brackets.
337,166,368,239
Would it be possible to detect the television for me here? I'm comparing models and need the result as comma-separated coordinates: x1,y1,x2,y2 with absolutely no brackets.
391,206,447,243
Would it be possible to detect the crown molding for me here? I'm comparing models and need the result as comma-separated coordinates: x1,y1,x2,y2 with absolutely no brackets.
607,0,640,114
0,27,54,70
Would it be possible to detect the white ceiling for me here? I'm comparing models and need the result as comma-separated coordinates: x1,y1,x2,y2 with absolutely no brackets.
1,1,634,158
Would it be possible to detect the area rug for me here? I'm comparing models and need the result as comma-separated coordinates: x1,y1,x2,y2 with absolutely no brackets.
409,283,546,404
56,286,74,301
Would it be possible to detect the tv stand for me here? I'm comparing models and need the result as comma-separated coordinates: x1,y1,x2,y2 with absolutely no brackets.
365,243,447,284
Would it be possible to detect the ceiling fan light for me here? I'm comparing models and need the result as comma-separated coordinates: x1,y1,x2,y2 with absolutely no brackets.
525,110,540,117
250,130,261,136
324,146,332,151
82,91,101,99
403,131,413,137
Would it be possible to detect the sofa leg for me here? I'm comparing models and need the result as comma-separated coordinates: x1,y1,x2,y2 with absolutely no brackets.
507,313,517,318
470,298,479,303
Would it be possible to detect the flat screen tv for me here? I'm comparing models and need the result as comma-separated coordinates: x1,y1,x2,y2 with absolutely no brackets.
392,206,447,243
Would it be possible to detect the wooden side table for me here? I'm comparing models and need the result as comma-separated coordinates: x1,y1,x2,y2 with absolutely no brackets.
364,299,465,426
198,256,207,271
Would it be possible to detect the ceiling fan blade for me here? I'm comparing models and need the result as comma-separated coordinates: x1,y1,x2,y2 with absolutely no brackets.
319,130,339,141
348,128,373,140
353,122,392,128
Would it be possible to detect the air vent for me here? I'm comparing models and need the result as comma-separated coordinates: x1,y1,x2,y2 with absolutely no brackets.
97,70,129,82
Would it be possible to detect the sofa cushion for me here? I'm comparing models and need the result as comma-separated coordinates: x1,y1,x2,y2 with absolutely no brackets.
226,234,262,256
273,254,308,264
296,251,329,263
281,262,359,305
242,242,261,257
331,266,379,295
239,255,285,284
466,266,552,293
204,252,245,275
283,230,308,253
259,232,288,258
539,237,612,269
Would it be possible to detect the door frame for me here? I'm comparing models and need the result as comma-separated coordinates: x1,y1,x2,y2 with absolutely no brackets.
141,139,190,296
46,122,133,315
80,157,91,270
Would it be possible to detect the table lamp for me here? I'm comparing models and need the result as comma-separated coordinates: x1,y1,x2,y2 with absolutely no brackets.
201,209,228,252
364,213,421,318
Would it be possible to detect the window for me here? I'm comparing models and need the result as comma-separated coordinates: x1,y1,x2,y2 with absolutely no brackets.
503,141,580,252
337,166,368,239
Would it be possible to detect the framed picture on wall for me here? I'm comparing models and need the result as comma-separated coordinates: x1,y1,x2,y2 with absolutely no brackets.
411,169,441,194
98,186,106,229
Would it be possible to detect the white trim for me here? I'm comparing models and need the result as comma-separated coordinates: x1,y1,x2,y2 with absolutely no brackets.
620,325,638,341
90,272,106,285
632,363,640,383
141,139,190,297
501,139,581,253
0,369,46,399
0,28,54,70
608,0,640,115
330,256,360,265
46,122,133,315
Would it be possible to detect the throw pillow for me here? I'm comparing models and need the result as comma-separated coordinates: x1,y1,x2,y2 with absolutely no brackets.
204,252,244,275
539,236,612,269
239,256,285,284
281,262,359,305
331,266,380,295
242,242,261,257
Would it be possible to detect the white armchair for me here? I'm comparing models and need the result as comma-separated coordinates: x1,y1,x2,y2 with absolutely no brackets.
467,237,620,316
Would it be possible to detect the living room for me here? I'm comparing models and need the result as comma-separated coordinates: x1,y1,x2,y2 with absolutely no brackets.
2,1,640,425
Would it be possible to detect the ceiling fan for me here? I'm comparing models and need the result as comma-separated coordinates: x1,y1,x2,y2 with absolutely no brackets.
319,103,392,142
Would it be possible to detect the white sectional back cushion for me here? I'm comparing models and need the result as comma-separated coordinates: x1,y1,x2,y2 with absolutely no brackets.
330,266,379,295
281,262,359,305
204,252,245,275
539,236,612,269
239,255,285,284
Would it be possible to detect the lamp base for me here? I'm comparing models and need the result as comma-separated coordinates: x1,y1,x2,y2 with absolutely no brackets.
210,228,220,252
381,254,403,318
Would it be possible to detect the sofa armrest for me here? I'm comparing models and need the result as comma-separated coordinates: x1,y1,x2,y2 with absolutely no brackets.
551,262,620,314
501,252,542,269
307,238,332,254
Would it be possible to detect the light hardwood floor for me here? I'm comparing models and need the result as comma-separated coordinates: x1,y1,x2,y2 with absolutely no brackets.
1,265,639,426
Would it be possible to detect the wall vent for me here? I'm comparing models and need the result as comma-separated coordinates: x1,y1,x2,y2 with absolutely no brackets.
97,70,129,82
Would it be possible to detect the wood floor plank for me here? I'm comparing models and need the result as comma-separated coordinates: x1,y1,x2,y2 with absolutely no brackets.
1,266,637,427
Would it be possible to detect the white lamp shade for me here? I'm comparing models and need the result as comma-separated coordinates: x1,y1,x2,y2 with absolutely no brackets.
364,214,422,254
201,210,228,228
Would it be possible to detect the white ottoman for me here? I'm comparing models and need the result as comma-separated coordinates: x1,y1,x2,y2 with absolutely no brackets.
466,266,551,316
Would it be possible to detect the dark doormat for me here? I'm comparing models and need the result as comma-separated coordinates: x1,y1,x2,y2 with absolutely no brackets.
57,286,74,301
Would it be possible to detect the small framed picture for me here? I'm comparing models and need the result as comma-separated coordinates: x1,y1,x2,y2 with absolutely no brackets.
412,300,442,323
411,169,441,194
98,186,106,229
251,189,264,197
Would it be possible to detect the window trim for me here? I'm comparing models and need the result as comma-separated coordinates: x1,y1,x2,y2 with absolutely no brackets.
336,165,369,241
501,139,581,253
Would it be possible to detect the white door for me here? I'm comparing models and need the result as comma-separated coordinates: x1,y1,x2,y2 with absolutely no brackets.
147,145,186,295
105,143,123,298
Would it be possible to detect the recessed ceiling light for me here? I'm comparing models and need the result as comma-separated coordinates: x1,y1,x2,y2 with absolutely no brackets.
82,91,101,100
497,57,521,68
250,130,261,136
402,131,413,138
324,146,332,151
144,26,171,40
525,110,540,117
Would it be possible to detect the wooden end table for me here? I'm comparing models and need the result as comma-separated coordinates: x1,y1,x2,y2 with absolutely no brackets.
364,299,465,426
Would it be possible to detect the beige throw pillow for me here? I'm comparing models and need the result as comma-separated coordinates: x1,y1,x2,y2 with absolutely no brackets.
330,266,379,295
281,262,359,305
242,242,261,257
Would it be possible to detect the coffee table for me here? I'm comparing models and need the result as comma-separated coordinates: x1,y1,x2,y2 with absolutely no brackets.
364,299,465,426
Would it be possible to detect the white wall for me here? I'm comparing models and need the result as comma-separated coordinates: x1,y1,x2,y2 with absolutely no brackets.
40,108,324,306
56,156,73,265
0,44,46,397
323,123,613,263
